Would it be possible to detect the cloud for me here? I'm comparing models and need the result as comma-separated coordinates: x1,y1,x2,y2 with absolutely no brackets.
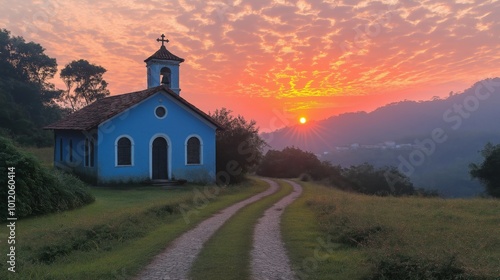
1,0,498,123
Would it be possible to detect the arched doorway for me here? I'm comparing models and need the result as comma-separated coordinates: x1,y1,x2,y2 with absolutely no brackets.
152,137,168,180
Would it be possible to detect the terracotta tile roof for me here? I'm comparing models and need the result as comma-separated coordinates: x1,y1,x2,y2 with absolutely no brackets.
44,85,221,131
144,46,185,63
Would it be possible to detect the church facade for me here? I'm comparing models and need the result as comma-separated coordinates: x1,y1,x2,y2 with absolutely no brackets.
45,35,220,184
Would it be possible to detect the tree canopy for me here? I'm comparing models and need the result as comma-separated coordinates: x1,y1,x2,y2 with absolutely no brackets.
257,146,329,179
470,143,500,198
60,59,110,112
257,146,424,197
0,29,64,146
210,108,266,184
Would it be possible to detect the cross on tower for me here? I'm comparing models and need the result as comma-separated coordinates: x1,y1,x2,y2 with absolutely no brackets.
156,34,169,46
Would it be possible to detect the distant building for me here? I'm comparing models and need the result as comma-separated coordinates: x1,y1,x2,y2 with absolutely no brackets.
45,35,221,184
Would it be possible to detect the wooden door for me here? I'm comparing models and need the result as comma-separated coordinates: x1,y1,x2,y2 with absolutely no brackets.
152,137,168,180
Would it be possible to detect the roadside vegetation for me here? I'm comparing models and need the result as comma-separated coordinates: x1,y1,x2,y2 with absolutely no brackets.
1,137,94,221
0,177,269,279
257,146,438,197
470,142,500,198
283,181,500,280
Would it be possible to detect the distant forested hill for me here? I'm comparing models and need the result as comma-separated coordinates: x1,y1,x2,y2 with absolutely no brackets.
262,78,500,197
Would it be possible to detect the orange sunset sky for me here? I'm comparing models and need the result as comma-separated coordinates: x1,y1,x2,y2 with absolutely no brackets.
1,0,499,132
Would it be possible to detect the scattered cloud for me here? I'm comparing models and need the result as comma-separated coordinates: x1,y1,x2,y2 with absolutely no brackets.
1,0,498,124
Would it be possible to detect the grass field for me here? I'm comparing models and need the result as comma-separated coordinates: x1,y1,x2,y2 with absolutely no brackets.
7,148,500,279
283,181,500,279
190,180,293,280
0,179,269,279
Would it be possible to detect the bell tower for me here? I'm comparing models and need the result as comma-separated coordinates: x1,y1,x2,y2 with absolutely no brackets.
145,34,184,95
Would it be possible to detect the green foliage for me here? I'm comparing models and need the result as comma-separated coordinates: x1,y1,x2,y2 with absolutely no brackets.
0,179,267,279
470,142,500,197
257,146,416,196
0,137,94,221
342,163,416,196
299,172,313,182
210,108,266,184
0,29,65,146
0,29,59,95
369,253,467,280
60,59,110,112
32,208,175,264
257,146,328,179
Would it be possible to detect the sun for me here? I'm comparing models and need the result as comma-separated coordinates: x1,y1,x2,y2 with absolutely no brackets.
299,117,307,124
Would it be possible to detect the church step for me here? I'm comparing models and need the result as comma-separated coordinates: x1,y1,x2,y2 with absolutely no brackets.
146,179,188,187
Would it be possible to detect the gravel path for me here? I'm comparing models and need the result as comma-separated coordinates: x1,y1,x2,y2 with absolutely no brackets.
136,180,280,280
251,179,303,280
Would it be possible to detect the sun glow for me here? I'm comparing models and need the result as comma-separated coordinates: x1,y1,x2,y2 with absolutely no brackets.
299,117,307,124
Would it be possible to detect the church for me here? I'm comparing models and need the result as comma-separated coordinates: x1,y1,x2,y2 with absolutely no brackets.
45,35,221,184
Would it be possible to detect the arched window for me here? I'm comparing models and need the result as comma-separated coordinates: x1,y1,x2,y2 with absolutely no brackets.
69,140,73,162
117,137,132,166
59,138,63,161
186,137,201,164
84,138,96,167
85,138,89,166
160,67,171,88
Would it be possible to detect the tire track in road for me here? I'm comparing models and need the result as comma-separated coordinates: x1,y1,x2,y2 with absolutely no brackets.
136,180,280,280
251,179,303,280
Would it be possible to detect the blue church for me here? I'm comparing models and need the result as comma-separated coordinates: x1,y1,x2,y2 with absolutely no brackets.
45,35,221,184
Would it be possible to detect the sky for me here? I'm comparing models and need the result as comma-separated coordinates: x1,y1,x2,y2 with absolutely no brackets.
1,0,499,132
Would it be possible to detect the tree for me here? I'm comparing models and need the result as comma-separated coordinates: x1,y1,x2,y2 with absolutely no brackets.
60,59,110,112
0,29,62,104
257,146,324,178
210,108,267,184
342,163,415,196
0,29,64,146
469,143,500,198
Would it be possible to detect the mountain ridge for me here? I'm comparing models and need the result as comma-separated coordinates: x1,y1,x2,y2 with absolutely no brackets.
262,78,500,197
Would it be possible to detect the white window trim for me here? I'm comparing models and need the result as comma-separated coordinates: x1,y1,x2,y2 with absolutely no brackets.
185,134,203,165
115,135,134,167
154,105,168,119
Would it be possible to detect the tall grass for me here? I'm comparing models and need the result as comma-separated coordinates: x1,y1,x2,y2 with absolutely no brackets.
283,181,500,279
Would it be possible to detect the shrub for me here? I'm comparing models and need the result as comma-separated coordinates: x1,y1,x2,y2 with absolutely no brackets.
339,225,385,247
299,173,312,182
470,142,500,198
0,136,94,221
341,163,416,196
369,253,467,280
257,146,341,180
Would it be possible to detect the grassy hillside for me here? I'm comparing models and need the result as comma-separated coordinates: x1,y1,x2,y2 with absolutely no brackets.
283,181,500,279
0,179,268,279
